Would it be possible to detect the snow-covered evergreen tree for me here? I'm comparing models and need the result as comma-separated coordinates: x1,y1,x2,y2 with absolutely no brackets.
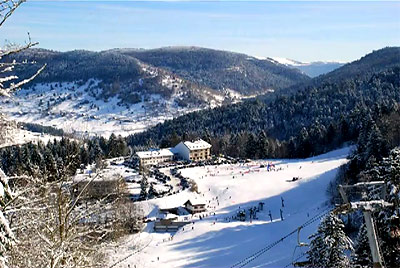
355,147,400,267
373,147,400,267
148,183,157,199
0,170,14,268
351,223,372,268
139,176,149,200
307,212,353,268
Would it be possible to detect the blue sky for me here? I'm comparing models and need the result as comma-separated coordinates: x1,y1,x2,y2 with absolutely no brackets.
0,1,399,62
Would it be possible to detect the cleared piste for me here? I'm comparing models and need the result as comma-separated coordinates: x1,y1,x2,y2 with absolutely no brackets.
107,147,352,268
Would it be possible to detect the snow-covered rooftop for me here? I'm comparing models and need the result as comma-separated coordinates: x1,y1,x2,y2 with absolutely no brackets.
183,139,211,150
185,198,206,206
136,148,174,159
159,213,179,220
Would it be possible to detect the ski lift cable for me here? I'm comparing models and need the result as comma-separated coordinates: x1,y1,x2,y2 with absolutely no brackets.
237,215,322,268
284,251,308,268
230,207,332,268
231,209,328,268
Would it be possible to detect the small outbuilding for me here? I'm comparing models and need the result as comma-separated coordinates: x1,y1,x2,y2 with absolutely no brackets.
154,217,189,232
184,199,206,214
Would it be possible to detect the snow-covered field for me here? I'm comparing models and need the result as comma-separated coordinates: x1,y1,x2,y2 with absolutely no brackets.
0,116,62,148
0,128,60,148
0,80,206,138
106,147,352,268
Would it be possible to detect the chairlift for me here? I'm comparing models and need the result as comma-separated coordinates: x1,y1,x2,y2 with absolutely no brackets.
291,227,309,266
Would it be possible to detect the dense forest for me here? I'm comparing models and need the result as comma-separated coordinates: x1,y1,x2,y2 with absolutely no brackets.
3,47,311,108
119,46,310,94
127,64,400,159
0,134,129,180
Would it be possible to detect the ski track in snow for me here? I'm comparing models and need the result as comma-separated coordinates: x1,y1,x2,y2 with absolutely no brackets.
106,147,352,268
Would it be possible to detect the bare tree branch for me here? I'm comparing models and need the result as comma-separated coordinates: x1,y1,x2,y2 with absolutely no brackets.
0,0,25,28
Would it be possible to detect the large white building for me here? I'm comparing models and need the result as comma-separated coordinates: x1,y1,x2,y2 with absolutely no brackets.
136,148,174,167
174,139,212,161
136,139,212,167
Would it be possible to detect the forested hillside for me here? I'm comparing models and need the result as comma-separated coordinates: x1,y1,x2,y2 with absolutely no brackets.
115,46,311,94
127,48,400,159
4,47,311,107
286,47,400,94
317,47,400,83
4,48,222,106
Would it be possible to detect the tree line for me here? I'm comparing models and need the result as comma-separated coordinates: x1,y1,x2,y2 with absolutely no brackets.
0,133,129,180
128,67,400,160
306,146,400,268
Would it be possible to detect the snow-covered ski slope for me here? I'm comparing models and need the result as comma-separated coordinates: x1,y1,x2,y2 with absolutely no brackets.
107,147,352,268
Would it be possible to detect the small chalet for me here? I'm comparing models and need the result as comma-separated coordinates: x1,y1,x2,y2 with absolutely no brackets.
184,199,206,214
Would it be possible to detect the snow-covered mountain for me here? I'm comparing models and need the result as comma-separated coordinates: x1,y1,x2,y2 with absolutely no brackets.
0,79,225,138
268,57,345,78
0,47,311,137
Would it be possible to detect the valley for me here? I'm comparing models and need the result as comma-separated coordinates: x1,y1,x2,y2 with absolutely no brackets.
0,1,399,268
1,46,314,137
1,39,399,268
1,79,204,137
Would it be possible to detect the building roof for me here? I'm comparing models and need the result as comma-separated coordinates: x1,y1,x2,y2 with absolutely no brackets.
136,148,174,159
184,199,206,206
183,139,212,150
159,213,179,220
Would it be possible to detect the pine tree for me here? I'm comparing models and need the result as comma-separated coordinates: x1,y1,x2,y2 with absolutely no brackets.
43,148,58,181
107,133,118,157
245,133,257,159
365,123,389,162
257,130,269,158
356,147,400,267
298,127,312,158
89,139,103,163
116,135,129,156
148,183,156,199
351,224,372,268
139,176,148,200
307,212,353,268
79,146,89,166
